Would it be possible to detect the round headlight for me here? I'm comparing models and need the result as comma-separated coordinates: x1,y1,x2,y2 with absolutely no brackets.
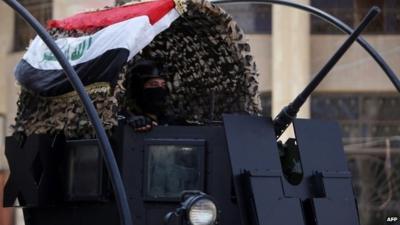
188,198,217,225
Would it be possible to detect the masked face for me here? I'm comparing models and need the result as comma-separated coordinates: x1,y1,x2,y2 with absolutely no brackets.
137,78,168,116
138,88,168,115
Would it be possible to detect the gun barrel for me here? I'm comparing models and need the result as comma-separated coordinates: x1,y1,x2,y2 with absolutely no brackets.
273,6,381,138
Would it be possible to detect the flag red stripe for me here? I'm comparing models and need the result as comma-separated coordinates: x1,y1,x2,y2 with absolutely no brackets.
47,0,175,31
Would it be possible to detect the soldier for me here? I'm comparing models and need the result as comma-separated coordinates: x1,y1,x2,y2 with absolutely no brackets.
125,60,169,132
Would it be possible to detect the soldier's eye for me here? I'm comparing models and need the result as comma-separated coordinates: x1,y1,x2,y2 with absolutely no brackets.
149,82,158,86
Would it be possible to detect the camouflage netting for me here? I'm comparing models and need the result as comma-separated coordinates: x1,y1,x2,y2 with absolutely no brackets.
13,0,260,138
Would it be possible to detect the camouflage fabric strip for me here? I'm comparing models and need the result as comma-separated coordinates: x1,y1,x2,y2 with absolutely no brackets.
123,0,260,122
12,75,126,138
13,0,260,138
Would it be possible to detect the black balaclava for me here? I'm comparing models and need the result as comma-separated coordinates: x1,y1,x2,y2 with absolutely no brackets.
137,86,168,118
129,59,169,118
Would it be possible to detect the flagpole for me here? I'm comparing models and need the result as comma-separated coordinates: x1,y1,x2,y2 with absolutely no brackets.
1,1,133,225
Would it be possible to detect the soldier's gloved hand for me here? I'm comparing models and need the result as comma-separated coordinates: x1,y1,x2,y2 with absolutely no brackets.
127,115,157,132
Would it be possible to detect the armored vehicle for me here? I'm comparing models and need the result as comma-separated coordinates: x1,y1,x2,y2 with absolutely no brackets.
2,0,400,225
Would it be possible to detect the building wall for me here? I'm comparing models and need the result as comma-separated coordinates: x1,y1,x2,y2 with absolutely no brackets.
250,34,400,93
312,35,400,92
53,0,114,19
247,35,272,92
0,2,18,171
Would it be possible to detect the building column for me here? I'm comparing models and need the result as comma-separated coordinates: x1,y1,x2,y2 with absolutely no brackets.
0,172,13,225
53,0,115,19
272,0,311,138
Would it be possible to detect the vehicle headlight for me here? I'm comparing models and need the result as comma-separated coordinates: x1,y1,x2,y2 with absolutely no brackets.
188,198,217,225
163,191,218,225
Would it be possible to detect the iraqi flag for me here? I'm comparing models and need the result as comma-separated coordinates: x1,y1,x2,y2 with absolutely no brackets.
15,0,180,96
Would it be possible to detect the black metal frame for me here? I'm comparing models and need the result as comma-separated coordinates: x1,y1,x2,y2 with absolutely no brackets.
212,0,400,93
143,139,206,202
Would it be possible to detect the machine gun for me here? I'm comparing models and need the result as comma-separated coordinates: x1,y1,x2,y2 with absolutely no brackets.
2,1,400,225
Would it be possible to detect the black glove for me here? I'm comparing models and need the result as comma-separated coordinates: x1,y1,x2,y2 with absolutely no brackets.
13,131,27,148
127,115,153,131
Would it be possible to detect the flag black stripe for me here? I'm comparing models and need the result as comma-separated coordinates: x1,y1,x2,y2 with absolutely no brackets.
16,48,129,97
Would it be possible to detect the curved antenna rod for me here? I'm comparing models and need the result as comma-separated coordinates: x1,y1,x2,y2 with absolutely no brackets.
1,1,133,225
212,0,400,93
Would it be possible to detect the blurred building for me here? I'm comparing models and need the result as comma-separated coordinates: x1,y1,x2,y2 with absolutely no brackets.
0,0,399,225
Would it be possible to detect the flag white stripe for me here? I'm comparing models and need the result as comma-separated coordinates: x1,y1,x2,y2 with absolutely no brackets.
23,9,179,70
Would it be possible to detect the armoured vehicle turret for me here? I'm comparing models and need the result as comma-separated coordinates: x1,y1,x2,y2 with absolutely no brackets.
2,0,400,225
